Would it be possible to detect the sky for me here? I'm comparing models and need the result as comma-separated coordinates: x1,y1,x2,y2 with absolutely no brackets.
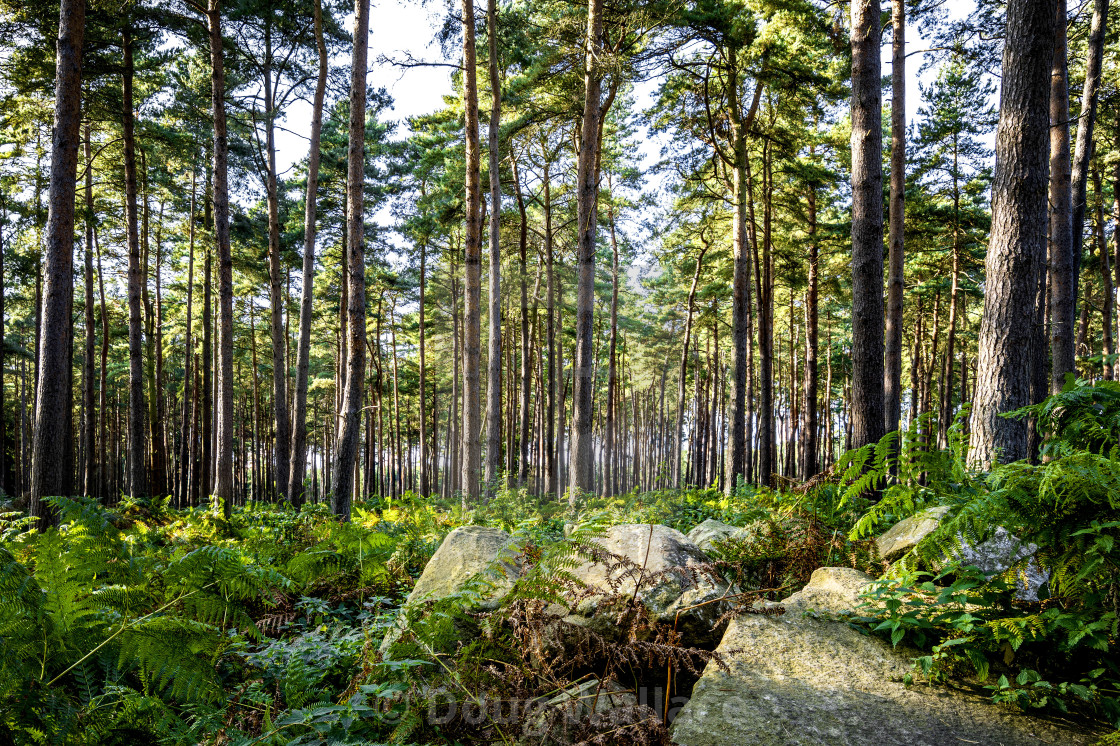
270,0,985,230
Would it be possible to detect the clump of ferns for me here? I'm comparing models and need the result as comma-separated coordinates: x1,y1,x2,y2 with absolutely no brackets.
846,381,1120,723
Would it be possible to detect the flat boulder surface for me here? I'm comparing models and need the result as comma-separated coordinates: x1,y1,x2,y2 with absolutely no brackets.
381,525,521,655
670,567,1096,746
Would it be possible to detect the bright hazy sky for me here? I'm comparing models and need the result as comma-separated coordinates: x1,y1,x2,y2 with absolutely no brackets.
270,0,985,227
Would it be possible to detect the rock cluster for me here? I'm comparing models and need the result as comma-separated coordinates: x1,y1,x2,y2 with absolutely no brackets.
382,516,1089,745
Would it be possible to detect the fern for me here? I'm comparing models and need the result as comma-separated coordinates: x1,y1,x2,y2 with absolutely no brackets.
118,616,226,702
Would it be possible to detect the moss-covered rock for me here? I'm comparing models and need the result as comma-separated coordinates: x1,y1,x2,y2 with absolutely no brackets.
875,506,952,561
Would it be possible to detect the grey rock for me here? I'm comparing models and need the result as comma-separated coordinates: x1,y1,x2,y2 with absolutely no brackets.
955,526,1049,602
877,509,1050,601
567,523,732,646
686,519,739,552
780,566,875,615
875,506,952,561
670,567,1095,746
404,524,521,608
380,525,521,654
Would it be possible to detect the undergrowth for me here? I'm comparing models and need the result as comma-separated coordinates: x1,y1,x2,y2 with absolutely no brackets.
3,380,1116,742
845,379,1120,727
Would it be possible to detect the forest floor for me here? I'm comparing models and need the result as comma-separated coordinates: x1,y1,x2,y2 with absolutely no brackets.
5,381,1120,744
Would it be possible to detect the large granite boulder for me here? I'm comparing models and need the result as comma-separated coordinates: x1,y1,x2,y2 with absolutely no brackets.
670,567,1094,746
875,506,952,561
403,525,521,609
686,519,740,552
877,509,1049,601
380,525,521,654
957,526,1049,602
566,524,731,645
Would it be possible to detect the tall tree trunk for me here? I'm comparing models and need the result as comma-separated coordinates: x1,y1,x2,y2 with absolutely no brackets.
418,239,429,494
756,152,775,486
201,169,212,502
1115,125,1120,381
95,228,108,498
725,47,753,495
461,0,483,503
123,30,147,500
178,167,197,507
513,158,531,486
287,0,327,505
330,0,370,519
262,22,291,500
969,0,1055,467
82,126,95,497
1096,166,1113,379
801,184,819,477
450,254,461,501
543,159,557,496
31,0,83,522
850,0,885,450
151,199,167,496
602,188,620,497
207,0,235,512
569,0,606,505
939,154,963,449
674,245,707,487
1069,0,1109,324
484,0,502,492
885,0,905,437
1049,0,1075,392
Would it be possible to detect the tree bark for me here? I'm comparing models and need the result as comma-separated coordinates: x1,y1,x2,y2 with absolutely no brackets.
725,46,754,494
569,0,606,505
207,0,235,512
123,30,148,500
1068,0,1109,328
1096,166,1113,379
461,0,483,503
82,126,95,497
543,158,557,496
483,0,503,492
95,227,108,498
330,0,370,519
30,0,83,523
674,245,707,487
155,203,168,496
178,167,197,507
885,0,905,437
418,238,429,494
287,0,327,505
969,0,1055,467
801,185,819,478
201,168,212,502
1048,0,1074,393
513,158,531,486
850,0,885,450
602,186,620,497
262,21,290,500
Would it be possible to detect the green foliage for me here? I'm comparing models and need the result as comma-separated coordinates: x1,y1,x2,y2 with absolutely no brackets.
849,380,1120,726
